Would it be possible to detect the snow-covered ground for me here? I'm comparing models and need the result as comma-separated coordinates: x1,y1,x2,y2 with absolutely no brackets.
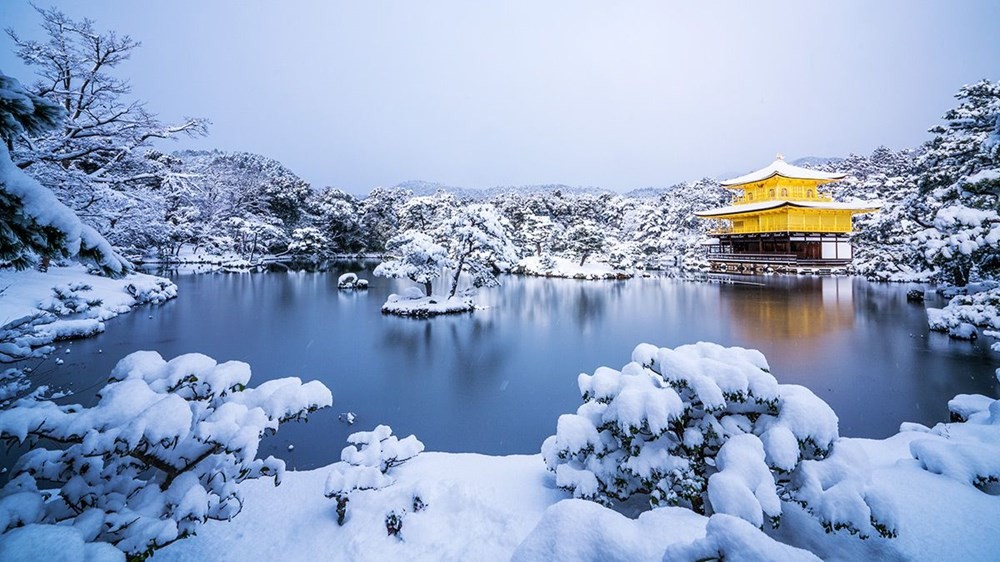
151,409,1000,561
0,265,176,362
514,256,633,280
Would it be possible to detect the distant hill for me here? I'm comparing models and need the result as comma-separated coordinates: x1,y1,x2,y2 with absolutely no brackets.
789,156,846,168
391,180,613,200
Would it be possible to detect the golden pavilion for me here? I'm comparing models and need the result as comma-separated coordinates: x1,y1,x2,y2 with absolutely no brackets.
695,155,879,273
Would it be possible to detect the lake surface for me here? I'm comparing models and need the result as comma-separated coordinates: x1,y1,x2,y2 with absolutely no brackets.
21,265,1000,470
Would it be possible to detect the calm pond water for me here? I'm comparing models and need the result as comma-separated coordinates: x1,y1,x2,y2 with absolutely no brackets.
17,264,999,470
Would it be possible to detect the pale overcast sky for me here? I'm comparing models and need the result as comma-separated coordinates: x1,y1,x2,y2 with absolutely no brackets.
2,1,998,194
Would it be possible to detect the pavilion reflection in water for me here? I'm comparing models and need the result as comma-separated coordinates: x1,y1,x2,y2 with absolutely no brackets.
719,276,856,341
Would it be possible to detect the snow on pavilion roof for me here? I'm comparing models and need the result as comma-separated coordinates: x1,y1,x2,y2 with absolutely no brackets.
720,156,846,187
694,199,882,217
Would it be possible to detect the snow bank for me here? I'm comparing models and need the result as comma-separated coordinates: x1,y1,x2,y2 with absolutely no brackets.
663,514,821,562
512,500,706,562
513,255,633,280
381,292,474,317
0,524,123,562
0,265,177,362
155,453,565,562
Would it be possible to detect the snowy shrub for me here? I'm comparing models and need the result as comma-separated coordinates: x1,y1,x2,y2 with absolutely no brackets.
38,283,102,315
927,286,1000,348
124,277,178,305
542,342,896,539
0,351,332,558
324,425,424,525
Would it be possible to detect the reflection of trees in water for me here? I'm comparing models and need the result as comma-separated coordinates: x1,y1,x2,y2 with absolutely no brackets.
486,275,623,331
720,277,855,341
374,311,511,396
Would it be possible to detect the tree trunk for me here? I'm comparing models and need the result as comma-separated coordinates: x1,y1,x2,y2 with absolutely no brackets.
579,253,588,267
535,242,542,256
249,232,259,263
953,264,970,287
449,240,472,299
423,280,432,297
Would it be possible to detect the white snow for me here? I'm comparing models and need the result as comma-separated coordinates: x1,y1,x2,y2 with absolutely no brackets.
720,157,847,187
381,293,475,317
0,265,177,362
515,255,633,280
664,514,821,561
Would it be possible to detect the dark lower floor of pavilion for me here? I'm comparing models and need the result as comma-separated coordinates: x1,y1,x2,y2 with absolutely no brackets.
705,232,854,273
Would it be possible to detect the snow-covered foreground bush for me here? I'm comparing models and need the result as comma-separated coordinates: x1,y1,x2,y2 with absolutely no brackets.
0,351,331,559
542,341,897,539
324,425,424,529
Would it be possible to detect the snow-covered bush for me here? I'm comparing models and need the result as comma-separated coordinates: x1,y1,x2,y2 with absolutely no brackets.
0,351,332,558
927,286,1000,349
124,277,179,305
324,425,424,526
38,283,102,315
542,342,896,539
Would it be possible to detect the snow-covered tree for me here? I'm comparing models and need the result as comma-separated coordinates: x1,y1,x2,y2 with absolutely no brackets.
518,214,559,257
563,221,607,266
439,204,518,297
374,231,451,296
911,80,1000,285
308,188,365,253
358,187,408,252
287,227,330,262
0,351,331,558
542,342,896,539
6,6,208,237
0,70,128,275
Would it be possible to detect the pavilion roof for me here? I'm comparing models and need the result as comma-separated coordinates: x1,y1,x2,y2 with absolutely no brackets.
695,199,881,218
721,156,846,187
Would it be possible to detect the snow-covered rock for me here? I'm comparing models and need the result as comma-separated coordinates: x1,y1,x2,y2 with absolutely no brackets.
337,272,369,290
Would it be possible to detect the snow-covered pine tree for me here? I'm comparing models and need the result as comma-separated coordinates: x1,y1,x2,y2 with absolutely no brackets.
563,220,607,266
374,230,451,296
912,79,1000,286
0,71,128,275
542,342,897,539
439,204,518,297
